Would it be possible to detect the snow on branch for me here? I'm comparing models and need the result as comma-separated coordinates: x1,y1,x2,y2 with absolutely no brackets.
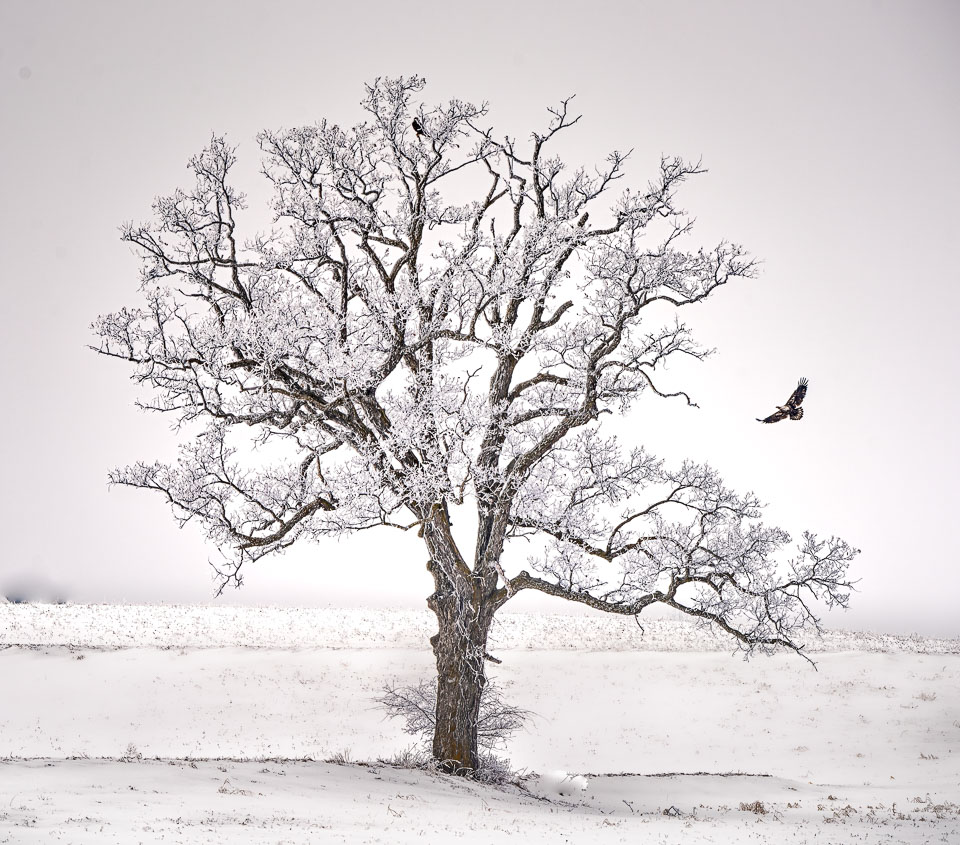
95,77,853,633
505,449,858,658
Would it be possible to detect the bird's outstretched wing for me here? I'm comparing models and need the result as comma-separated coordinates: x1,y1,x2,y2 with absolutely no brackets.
756,377,809,423
785,377,808,409
757,409,789,424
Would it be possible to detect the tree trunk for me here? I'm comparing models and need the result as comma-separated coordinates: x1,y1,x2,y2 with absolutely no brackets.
429,591,492,772
421,505,496,773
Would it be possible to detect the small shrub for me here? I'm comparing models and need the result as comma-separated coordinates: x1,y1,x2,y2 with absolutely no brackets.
376,746,431,769
472,752,517,785
739,800,767,814
377,678,530,752
121,743,142,762
218,779,254,796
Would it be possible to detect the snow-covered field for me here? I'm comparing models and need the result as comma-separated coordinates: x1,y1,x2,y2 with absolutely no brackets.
1,605,958,843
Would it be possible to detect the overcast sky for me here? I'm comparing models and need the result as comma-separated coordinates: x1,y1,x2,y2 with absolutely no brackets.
1,0,957,636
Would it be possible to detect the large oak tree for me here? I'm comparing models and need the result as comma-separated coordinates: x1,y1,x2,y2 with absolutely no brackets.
95,76,857,773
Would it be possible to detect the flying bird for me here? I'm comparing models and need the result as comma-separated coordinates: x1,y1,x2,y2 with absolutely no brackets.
411,118,425,137
756,378,808,424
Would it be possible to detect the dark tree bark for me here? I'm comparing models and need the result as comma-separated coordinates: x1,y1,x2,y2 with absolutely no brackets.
423,508,497,771
428,595,491,771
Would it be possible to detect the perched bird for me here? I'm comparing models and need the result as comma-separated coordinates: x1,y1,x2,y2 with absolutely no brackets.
756,378,809,424
411,117,425,138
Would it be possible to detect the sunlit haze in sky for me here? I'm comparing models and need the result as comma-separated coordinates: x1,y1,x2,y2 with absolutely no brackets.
1,0,957,636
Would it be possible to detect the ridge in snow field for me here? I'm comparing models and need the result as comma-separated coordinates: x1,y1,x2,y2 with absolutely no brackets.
543,770,590,797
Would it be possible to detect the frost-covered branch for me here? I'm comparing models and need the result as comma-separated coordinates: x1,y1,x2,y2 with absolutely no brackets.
503,444,858,658
95,76,854,656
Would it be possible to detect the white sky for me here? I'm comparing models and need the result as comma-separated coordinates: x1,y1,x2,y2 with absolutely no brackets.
0,0,957,636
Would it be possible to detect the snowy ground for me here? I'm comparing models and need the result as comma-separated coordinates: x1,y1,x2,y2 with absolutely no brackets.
1,605,958,843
